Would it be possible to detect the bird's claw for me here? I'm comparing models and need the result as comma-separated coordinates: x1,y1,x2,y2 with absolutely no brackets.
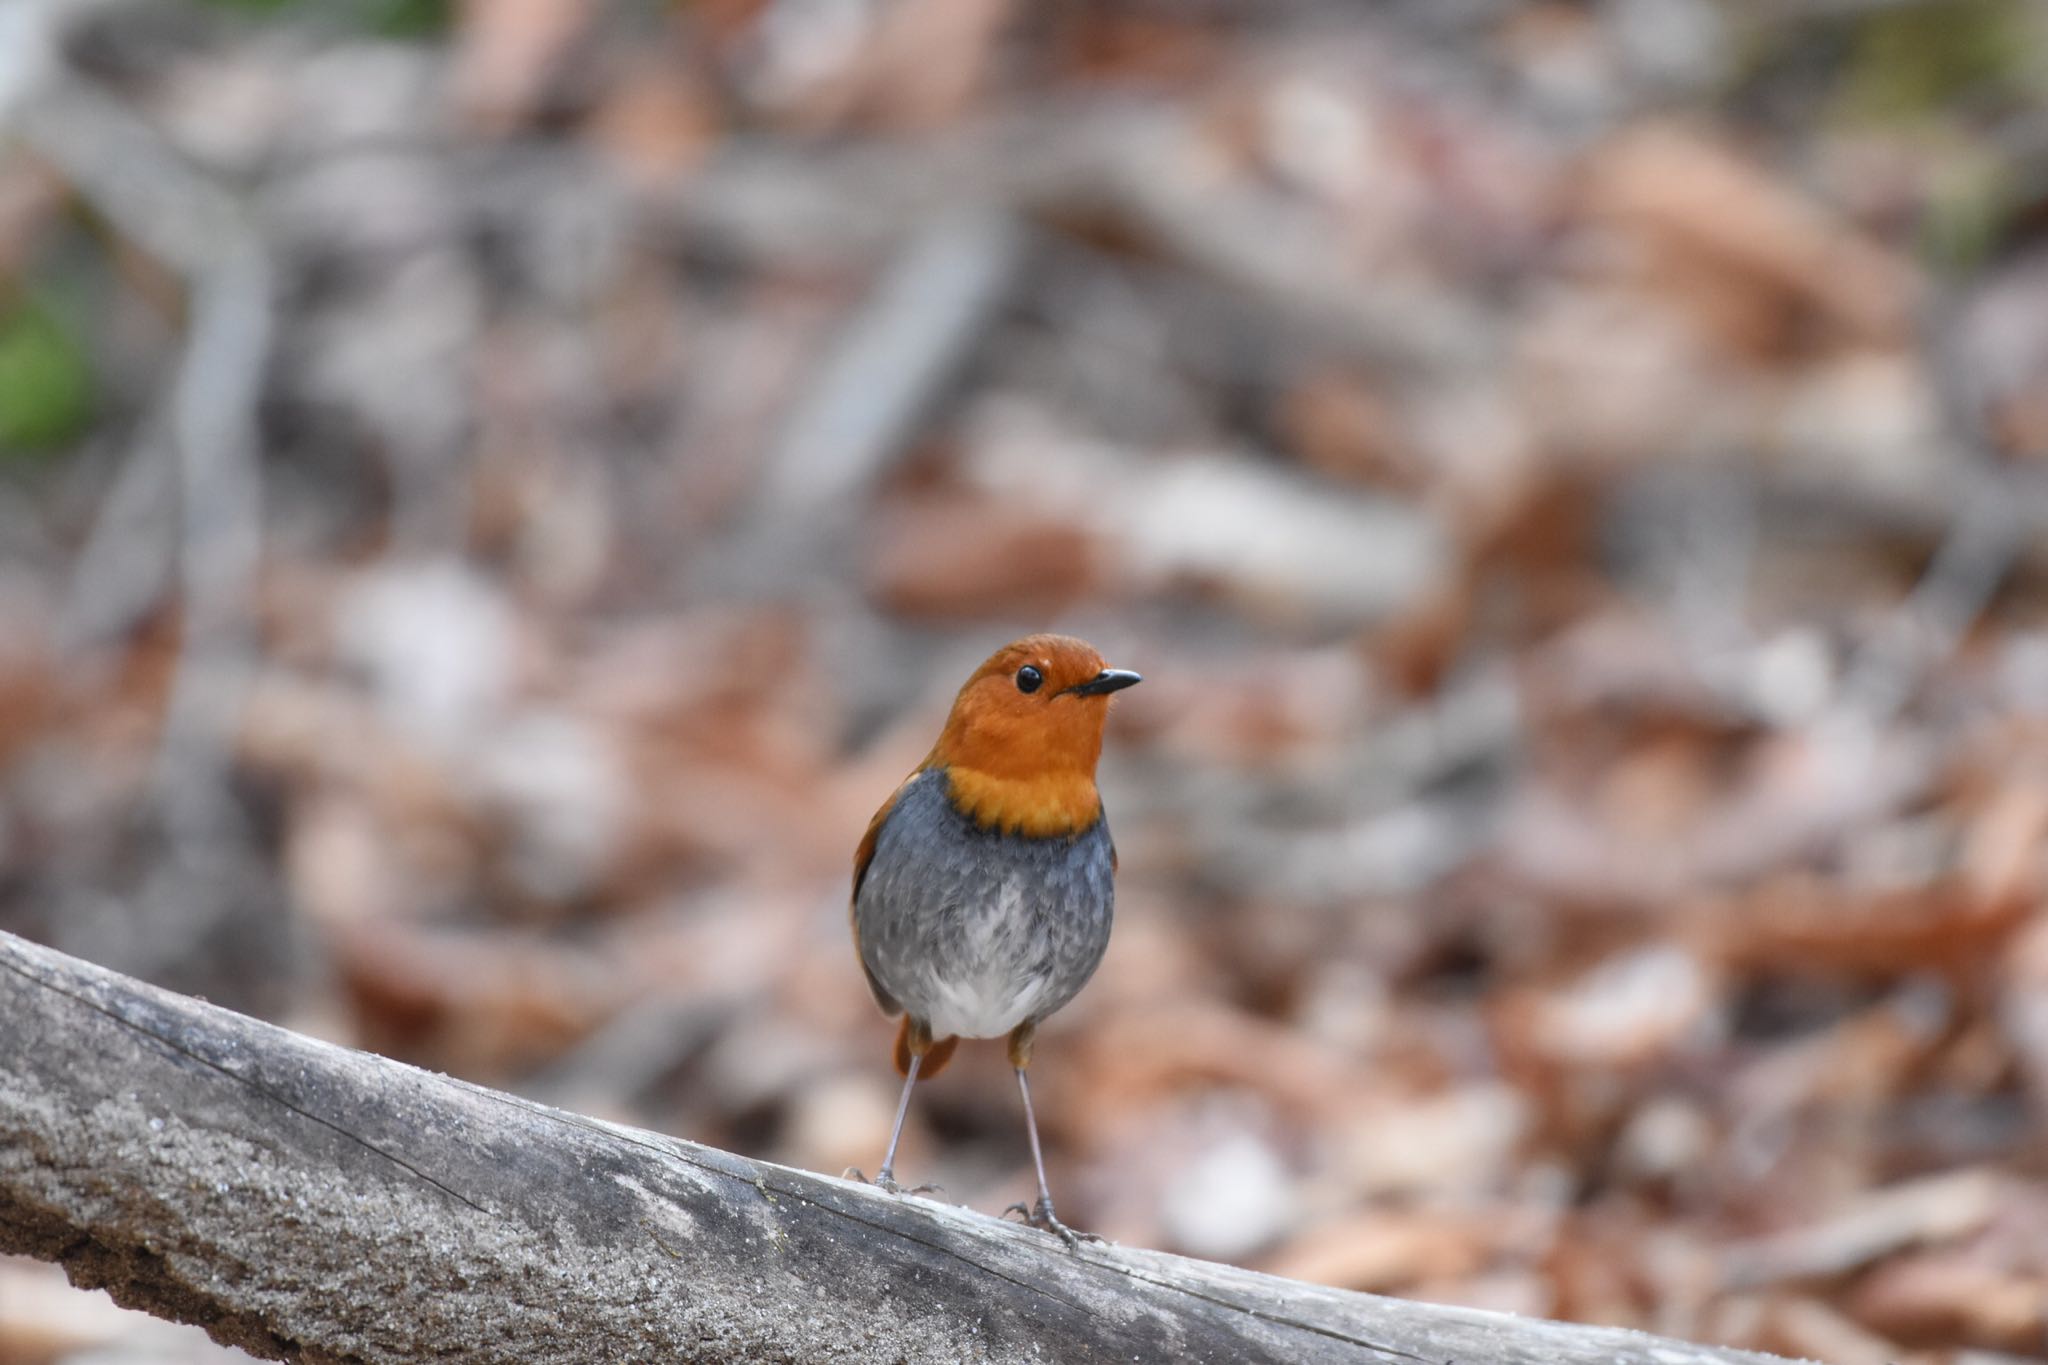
1003,1197,1102,1249
846,1168,944,1197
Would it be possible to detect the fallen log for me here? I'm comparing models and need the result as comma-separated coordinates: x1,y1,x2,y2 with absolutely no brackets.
0,931,1802,1364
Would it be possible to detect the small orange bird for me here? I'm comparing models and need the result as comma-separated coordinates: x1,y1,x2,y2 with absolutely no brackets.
850,634,1140,1244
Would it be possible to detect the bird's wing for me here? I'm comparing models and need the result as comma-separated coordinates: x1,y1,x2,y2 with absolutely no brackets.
849,771,918,1016
851,773,912,904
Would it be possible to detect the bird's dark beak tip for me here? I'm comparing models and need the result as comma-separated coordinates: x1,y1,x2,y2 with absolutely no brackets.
1070,668,1142,697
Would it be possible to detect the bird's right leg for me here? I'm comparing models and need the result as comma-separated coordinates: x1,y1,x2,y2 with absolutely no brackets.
847,1017,945,1195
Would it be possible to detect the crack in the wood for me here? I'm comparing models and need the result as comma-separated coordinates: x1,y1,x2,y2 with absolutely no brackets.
1086,1258,1432,1364
756,1178,1103,1318
0,952,490,1216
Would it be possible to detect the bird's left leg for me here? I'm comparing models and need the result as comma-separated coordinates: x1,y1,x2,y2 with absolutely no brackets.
1001,1022,1102,1249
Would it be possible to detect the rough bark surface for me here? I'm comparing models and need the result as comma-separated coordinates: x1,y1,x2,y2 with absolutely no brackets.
0,931,1805,1364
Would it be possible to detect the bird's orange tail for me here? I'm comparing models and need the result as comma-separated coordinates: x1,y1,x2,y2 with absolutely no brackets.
894,1016,958,1079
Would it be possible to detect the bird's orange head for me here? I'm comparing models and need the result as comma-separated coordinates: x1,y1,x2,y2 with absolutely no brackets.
925,634,1141,837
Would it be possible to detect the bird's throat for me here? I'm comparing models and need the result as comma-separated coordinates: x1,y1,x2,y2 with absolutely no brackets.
942,765,1102,838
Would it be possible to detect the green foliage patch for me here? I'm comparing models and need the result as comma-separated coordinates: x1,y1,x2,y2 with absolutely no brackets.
1836,0,2038,123
0,296,93,457
194,0,452,40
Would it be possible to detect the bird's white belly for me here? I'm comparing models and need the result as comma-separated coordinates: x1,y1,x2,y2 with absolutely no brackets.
924,970,1049,1040
916,877,1051,1040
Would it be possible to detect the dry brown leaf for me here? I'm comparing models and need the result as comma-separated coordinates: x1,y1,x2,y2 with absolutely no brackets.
862,492,1104,622
1848,1253,2048,1352
1713,874,2026,982
1959,780,2048,915
586,58,718,187
451,0,597,130
1260,1209,1495,1293
1277,371,1416,490
1578,123,1918,359
1076,1002,1359,1127
1719,1170,2003,1289
330,919,625,1077
1757,1296,1914,1365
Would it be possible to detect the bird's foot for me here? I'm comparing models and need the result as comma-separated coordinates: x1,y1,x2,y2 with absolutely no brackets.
1004,1197,1102,1250
845,1168,944,1197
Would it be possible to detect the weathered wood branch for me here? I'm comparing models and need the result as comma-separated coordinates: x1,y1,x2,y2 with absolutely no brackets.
0,931,1803,1364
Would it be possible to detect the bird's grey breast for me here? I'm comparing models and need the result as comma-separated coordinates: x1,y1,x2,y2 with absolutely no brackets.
854,769,1115,1039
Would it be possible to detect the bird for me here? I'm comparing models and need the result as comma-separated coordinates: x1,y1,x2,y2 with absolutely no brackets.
849,633,1140,1245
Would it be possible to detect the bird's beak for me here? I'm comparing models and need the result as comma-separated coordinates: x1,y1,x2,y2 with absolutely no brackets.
1063,668,1142,698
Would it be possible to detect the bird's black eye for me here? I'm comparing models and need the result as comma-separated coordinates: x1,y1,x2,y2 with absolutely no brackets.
1015,665,1044,694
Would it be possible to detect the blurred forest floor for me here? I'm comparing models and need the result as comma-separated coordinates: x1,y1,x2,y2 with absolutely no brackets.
4,0,2048,1361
